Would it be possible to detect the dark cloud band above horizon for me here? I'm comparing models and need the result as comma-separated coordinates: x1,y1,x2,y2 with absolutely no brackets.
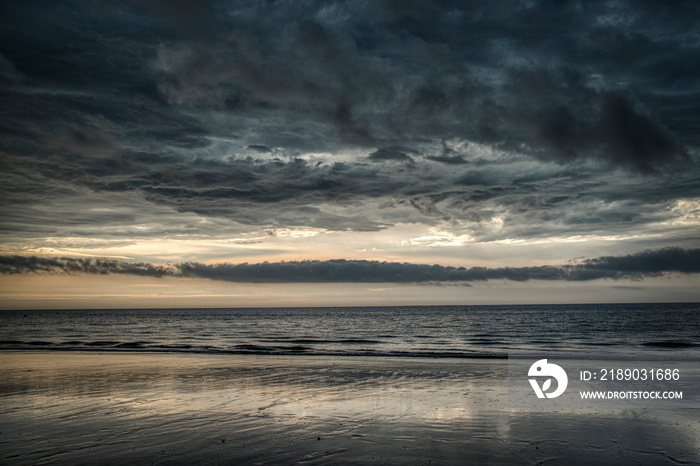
1,248,698,284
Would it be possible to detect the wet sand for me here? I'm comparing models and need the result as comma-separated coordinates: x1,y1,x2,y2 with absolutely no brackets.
1,351,698,464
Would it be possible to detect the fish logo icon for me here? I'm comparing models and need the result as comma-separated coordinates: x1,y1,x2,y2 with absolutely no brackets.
528,359,568,399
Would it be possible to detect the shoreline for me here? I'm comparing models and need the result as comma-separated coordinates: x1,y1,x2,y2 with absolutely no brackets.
1,351,698,464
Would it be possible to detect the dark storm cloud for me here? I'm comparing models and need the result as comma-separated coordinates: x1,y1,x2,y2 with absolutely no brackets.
2,248,698,283
368,147,416,164
0,255,172,277
579,247,700,277
247,145,272,153
141,0,211,24
596,92,690,173
1,1,699,239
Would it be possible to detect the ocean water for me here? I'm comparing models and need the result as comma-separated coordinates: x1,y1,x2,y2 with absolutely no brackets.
0,303,698,358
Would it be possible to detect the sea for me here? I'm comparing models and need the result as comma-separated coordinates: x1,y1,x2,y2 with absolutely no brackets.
1,303,698,359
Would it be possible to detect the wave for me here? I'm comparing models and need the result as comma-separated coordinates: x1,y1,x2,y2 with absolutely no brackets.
261,338,383,344
468,338,507,345
0,339,507,359
641,340,697,348
1,335,697,359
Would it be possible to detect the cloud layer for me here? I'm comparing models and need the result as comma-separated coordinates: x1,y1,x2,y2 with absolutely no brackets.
1,248,698,283
0,1,699,263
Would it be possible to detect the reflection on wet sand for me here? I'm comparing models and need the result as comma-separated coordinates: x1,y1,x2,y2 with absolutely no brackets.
0,352,697,464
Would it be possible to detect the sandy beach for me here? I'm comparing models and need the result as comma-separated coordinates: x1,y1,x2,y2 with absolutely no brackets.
1,351,698,465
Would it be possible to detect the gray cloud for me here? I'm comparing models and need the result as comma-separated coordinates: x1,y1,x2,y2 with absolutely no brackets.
0,255,172,278
247,145,272,153
1,248,698,283
368,147,416,164
1,0,699,244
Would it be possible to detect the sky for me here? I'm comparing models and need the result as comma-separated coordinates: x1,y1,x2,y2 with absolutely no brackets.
1,0,699,309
